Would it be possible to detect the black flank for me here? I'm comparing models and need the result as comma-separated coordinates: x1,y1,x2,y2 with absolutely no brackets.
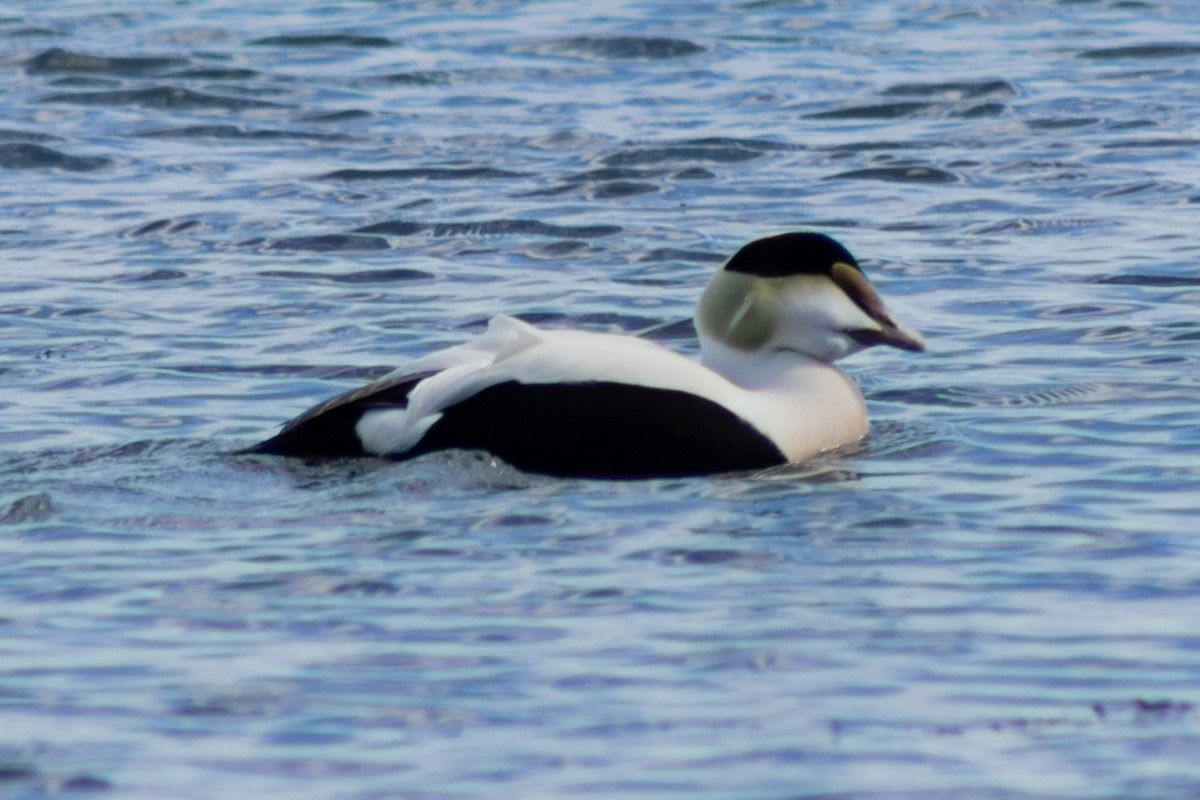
407,380,786,478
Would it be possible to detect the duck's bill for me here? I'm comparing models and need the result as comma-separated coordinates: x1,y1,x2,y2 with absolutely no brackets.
829,262,925,353
881,322,925,352
849,323,926,352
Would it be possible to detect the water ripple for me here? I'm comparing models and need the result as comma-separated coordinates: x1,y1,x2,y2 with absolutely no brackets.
248,34,396,48
354,218,622,239
0,142,110,171
319,166,524,181
826,165,963,184
42,86,287,110
25,47,186,75
1079,42,1200,60
4,1,1200,797
516,36,707,61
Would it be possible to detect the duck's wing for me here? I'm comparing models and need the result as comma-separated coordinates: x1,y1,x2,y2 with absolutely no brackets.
244,369,439,456
244,315,549,457
247,315,787,475
350,316,787,476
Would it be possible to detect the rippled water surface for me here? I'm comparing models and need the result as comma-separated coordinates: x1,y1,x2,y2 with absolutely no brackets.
3,1,1200,797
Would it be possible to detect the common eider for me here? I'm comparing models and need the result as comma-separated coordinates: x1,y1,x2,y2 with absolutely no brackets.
247,232,924,478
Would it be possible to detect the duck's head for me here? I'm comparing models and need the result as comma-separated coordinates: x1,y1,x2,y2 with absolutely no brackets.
695,232,924,366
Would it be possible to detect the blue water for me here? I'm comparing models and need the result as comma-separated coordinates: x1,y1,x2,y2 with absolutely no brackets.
3,1,1200,797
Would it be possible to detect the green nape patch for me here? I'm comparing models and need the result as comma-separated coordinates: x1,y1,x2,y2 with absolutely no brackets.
696,271,777,350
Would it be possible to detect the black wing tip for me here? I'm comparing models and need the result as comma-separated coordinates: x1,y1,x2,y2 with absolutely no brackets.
236,440,368,458
237,415,370,458
233,436,297,457
238,370,435,459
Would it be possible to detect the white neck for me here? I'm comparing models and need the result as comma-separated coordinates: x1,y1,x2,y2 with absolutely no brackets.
699,337,869,460
698,337,826,388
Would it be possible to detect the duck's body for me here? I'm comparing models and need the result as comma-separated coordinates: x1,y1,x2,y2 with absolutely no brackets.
249,232,923,478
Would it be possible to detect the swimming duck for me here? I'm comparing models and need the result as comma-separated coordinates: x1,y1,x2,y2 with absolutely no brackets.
248,232,923,478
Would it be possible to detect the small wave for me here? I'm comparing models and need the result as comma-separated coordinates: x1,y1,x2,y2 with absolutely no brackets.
137,124,350,141
882,79,1015,100
25,47,185,75
637,318,697,340
637,248,726,264
825,165,961,184
872,382,1131,408
861,419,947,460
0,128,61,142
823,140,936,153
117,269,193,282
1101,137,1200,150
1079,42,1200,60
527,166,678,198
249,33,395,48
489,311,668,335
180,363,387,380
871,386,980,408
257,267,433,283
48,76,122,89
951,102,1006,118
1089,180,1191,199
600,137,791,168
370,71,453,86
1026,117,1099,130
167,67,260,81
319,166,523,180
839,698,1194,742
300,109,371,123
248,234,393,253
1092,274,1200,287
522,240,593,259
973,218,1114,235
0,142,110,171
567,166,667,182
623,547,781,568
591,181,659,198
354,219,621,238
43,86,286,111
1036,302,1137,319
0,493,53,524
518,35,705,61
1169,328,1200,342
128,218,203,236
807,101,934,120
